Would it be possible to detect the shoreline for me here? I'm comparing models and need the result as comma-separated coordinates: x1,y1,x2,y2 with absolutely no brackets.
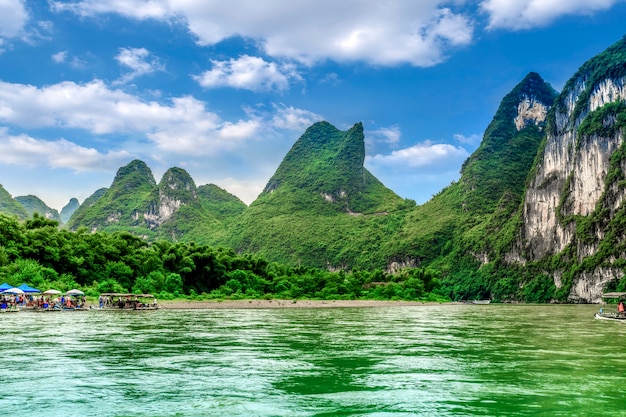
157,299,452,309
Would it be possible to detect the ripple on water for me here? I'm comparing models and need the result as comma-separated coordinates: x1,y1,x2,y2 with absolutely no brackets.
1,304,625,416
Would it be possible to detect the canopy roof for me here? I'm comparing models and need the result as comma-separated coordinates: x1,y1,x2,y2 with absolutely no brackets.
601,292,626,299
18,283,41,293
0,282,12,291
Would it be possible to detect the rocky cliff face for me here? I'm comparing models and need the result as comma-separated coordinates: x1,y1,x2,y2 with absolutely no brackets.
152,167,198,225
512,38,626,302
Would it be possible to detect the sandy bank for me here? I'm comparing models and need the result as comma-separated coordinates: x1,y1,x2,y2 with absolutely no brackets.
158,299,450,309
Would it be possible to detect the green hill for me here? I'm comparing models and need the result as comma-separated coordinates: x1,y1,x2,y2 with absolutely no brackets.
0,185,29,220
227,121,411,269
65,160,245,245
15,195,62,223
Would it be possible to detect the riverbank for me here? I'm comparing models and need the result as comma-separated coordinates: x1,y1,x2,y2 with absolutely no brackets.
158,299,450,309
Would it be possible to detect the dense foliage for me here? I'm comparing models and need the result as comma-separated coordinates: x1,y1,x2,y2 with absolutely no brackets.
227,121,413,269
0,213,446,302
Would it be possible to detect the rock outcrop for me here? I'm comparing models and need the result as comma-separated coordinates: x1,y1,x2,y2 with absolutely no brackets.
512,37,626,302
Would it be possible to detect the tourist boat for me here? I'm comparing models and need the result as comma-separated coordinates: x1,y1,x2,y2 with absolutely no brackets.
91,293,159,311
594,292,626,321
472,299,491,305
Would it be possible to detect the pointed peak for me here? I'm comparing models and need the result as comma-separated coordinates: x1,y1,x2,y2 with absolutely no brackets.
112,159,156,187
514,72,558,106
159,167,197,197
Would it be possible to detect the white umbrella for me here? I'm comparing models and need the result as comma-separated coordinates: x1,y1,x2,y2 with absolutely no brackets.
66,289,85,296
2,287,25,294
42,289,62,295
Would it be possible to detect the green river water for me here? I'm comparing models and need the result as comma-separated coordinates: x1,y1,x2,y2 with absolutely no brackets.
1,304,625,416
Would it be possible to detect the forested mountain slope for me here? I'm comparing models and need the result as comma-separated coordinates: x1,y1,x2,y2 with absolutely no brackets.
0,184,29,220
15,195,62,223
227,121,413,269
65,160,246,244
381,72,558,300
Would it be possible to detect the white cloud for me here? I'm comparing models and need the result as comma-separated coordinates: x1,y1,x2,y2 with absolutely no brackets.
194,55,300,92
0,79,319,157
0,127,129,171
366,141,469,174
209,177,266,205
115,47,164,84
481,0,624,30
52,0,474,67
0,0,28,38
270,104,323,131
52,51,68,63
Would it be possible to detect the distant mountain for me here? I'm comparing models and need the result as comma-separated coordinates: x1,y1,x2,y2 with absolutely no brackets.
227,121,410,269
66,160,245,243
15,195,62,223
0,184,29,220
60,198,80,223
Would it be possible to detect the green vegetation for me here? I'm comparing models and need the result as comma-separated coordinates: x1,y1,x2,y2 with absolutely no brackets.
0,213,445,302
0,184,29,220
15,195,62,223
227,121,409,269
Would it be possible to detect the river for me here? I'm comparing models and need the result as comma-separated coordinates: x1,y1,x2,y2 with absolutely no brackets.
1,304,624,416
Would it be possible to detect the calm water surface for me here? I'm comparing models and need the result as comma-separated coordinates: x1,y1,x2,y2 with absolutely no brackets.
1,304,624,416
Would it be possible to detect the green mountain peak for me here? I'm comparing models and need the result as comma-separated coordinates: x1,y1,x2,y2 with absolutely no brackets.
158,167,198,204
459,72,558,213
15,195,61,223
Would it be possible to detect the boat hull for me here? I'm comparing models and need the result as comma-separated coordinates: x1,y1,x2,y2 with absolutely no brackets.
594,312,626,321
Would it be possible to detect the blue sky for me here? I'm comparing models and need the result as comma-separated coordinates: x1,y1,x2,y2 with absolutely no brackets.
0,1,625,210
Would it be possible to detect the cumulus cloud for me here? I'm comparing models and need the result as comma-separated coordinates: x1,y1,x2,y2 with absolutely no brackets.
114,47,164,84
0,0,28,38
481,0,623,30
0,127,129,171
366,141,469,174
52,0,474,66
0,79,318,156
194,55,300,92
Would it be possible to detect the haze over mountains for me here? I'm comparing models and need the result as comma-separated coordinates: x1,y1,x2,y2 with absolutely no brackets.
2,36,626,302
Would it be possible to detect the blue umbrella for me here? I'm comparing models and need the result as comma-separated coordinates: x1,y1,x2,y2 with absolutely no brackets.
17,283,41,293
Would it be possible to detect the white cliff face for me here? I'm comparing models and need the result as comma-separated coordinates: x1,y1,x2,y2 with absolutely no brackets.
514,97,548,131
158,196,183,222
514,75,626,301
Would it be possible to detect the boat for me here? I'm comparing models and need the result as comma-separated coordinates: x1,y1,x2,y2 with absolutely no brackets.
594,292,626,321
91,293,159,311
472,299,491,305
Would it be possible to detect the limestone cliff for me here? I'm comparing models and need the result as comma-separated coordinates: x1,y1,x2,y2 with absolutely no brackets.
512,37,626,302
